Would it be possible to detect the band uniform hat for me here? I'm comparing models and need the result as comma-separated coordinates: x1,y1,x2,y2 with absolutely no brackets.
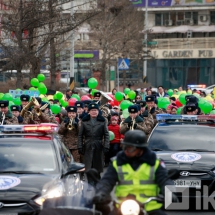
75,101,84,108
145,95,155,102
185,95,198,104
94,91,101,98
185,103,197,112
35,97,42,105
0,100,9,108
136,100,146,107
10,105,20,112
20,94,30,102
135,104,141,111
66,106,77,113
41,102,50,109
83,100,92,107
128,105,138,113
88,103,99,111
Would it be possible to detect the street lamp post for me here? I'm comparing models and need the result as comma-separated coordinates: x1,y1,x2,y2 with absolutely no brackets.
143,0,148,82
70,0,75,90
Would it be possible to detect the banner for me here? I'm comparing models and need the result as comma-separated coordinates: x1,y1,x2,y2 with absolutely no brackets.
130,0,215,7
9,90,39,98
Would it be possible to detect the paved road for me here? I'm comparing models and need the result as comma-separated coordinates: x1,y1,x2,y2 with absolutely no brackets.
166,212,214,215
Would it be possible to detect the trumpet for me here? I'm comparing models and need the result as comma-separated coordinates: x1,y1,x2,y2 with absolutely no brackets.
1,112,5,125
67,118,74,130
130,117,136,130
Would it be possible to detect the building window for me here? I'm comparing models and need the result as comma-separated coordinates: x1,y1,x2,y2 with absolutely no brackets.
155,11,198,26
210,11,215,24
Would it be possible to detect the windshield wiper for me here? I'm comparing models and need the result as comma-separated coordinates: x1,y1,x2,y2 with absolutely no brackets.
0,171,44,174
177,149,213,152
151,148,163,151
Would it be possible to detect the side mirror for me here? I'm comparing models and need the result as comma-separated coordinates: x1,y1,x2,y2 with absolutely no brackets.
168,169,180,180
63,162,85,177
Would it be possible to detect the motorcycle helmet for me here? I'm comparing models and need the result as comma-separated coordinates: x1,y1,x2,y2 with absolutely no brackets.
122,130,147,148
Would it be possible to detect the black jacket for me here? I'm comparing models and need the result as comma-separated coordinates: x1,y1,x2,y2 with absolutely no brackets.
96,148,173,195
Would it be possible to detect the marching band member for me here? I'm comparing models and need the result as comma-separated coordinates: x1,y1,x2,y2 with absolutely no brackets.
120,105,154,135
0,101,18,125
41,101,58,124
10,105,23,124
20,94,31,111
75,101,84,119
58,106,80,162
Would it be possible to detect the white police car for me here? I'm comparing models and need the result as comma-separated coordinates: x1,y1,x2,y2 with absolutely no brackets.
0,124,84,214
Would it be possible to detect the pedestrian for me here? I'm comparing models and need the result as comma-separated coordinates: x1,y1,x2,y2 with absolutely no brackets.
112,88,117,96
58,106,80,162
157,86,168,97
139,87,146,101
107,116,123,161
92,130,177,215
0,101,18,125
78,103,109,175
120,105,154,135
10,105,23,124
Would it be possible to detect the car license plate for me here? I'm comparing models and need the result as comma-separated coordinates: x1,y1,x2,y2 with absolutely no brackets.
174,180,201,188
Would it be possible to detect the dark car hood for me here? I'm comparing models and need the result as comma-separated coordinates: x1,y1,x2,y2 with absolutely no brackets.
156,151,215,172
0,174,59,201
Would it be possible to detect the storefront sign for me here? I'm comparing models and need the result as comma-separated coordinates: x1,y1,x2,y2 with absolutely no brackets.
131,0,215,7
151,49,215,59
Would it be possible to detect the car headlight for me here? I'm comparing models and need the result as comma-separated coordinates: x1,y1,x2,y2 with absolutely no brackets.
120,199,140,215
34,183,65,206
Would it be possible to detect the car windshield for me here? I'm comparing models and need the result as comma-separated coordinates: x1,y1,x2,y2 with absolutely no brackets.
148,125,215,152
0,139,58,173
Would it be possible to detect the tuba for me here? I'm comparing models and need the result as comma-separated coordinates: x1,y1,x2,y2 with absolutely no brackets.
67,118,74,130
96,92,111,118
20,97,40,118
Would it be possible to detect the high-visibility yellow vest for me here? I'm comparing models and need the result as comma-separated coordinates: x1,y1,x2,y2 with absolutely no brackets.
112,158,163,212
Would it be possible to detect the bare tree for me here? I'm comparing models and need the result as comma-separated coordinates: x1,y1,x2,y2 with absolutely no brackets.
88,0,144,91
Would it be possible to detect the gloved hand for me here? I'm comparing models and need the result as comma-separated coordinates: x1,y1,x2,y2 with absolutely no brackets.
78,147,84,155
103,147,109,154
128,121,133,128
17,116,23,123
92,192,111,204
133,123,137,129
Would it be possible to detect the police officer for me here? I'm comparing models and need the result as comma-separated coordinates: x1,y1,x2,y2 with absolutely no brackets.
93,130,176,215
0,101,18,125
58,106,80,162
10,105,23,124
120,105,154,135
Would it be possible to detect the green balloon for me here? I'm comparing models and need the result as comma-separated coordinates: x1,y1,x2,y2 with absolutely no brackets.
2,93,13,101
9,101,14,107
37,74,46,82
177,107,183,115
91,89,98,96
29,87,36,91
115,92,124,102
124,88,130,95
179,93,186,105
42,97,49,102
13,97,21,105
38,82,46,89
62,101,68,108
39,87,47,95
0,93,4,100
198,99,206,109
30,78,39,87
87,78,98,89
158,97,170,109
167,89,173,96
127,90,136,100
122,108,129,118
51,104,61,114
53,94,58,100
120,100,133,111
201,102,213,114
109,131,115,141
71,94,80,101
56,92,63,100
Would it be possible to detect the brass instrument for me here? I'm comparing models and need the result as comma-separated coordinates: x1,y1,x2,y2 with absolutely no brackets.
1,112,5,125
130,117,136,130
67,118,74,130
36,102,49,116
96,92,111,118
20,97,40,118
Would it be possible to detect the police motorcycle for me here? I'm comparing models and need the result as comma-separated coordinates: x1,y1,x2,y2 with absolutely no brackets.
39,168,179,215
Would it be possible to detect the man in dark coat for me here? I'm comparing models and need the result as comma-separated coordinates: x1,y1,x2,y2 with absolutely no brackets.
78,103,109,175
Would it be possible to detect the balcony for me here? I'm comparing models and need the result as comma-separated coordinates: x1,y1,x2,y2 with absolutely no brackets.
150,38,215,50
